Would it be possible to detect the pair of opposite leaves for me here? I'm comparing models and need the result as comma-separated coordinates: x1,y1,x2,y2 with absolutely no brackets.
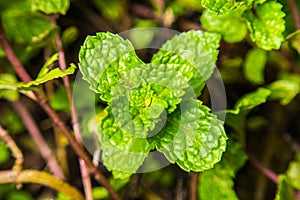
78,30,227,179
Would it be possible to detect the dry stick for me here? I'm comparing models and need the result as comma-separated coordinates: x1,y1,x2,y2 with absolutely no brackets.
189,172,198,200
51,17,93,200
0,126,23,172
287,0,300,30
0,21,121,200
12,101,65,179
0,170,84,200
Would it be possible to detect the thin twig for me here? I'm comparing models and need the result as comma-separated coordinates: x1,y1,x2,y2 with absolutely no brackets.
0,126,23,172
247,153,279,184
51,17,93,200
0,169,84,200
287,0,300,30
189,172,198,200
12,101,65,179
0,18,121,200
0,24,32,83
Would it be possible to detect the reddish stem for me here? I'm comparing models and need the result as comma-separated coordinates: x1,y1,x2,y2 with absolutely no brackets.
287,0,300,30
0,19,121,200
190,172,199,200
248,153,279,184
12,101,65,179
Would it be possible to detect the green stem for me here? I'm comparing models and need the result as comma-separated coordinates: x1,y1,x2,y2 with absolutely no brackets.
0,170,84,200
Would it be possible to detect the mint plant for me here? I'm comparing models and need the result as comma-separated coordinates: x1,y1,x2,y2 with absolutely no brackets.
78,31,227,178
0,0,300,199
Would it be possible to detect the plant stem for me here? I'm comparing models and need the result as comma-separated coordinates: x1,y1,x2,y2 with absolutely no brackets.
0,24,32,83
0,126,23,172
189,172,198,200
51,17,93,200
0,170,84,200
12,101,65,179
0,19,121,200
287,0,300,30
247,153,279,184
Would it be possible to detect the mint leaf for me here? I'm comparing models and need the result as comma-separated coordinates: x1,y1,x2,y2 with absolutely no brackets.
267,78,300,105
200,0,245,14
229,87,271,114
111,63,190,137
99,108,153,179
152,30,221,96
199,141,247,199
243,48,267,84
155,98,227,172
285,153,300,190
78,32,144,102
31,0,70,15
275,175,297,200
21,64,76,88
243,1,286,50
200,9,247,43
2,1,54,44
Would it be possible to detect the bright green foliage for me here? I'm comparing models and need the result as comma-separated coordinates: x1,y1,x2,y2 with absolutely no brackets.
201,9,247,43
230,87,271,114
267,78,300,105
152,30,221,96
78,32,144,102
111,64,190,137
243,1,286,50
287,30,300,54
199,141,247,199
155,98,227,172
21,64,76,88
99,108,153,179
243,48,267,84
79,31,226,178
199,0,246,14
275,175,296,200
285,153,300,190
0,74,19,101
49,88,70,111
31,0,70,15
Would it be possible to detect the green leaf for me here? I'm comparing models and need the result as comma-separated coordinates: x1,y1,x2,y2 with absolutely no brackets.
243,1,286,50
0,73,19,101
37,53,58,78
243,48,267,84
130,20,158,48
286,30,300,55
155,98,227,172
152,30,221,96
229,87,271,114
78,32,144,102
2,2,54,44
0,142,10,165
200,9,248,43
111,63,190,137
275,175,296,200
92,177,129,199
198,141,247,199
21,64,76,88
0,110,24,135
200,0,250,14
49,87,70,111
285,153,300,190
31,0,70,15
99,108,153,179
267,79,300,105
